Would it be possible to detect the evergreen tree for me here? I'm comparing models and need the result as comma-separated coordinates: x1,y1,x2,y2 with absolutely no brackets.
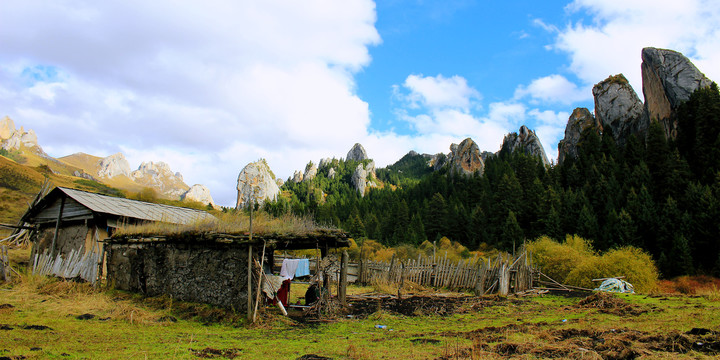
501,210,523,251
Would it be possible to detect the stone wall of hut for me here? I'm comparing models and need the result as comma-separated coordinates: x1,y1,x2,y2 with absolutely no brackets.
106,241,254,311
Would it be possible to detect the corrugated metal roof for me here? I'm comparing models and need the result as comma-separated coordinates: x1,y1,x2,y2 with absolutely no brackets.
58,187,215,225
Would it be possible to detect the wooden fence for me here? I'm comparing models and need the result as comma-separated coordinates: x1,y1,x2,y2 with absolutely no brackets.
357,251,537,295
32,248,101,285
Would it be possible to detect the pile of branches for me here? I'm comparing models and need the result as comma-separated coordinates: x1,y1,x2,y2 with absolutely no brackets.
303,292,342,321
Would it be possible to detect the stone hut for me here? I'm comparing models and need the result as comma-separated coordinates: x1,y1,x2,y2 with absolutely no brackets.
105,228,349,315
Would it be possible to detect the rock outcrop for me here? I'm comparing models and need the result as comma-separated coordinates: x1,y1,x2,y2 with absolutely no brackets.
292,170,303,183
0,117,42,152
446,138,484,175
130,161,189,199
0,116,14,139
236,159,280,209
182,184,216,208
501,126,549,165
97,153,132,178
327,168,337,180
558,108,602,164
346,143,368,162
302,162,317,182
641,47,713,139
351,164,368,196
592,74,645,145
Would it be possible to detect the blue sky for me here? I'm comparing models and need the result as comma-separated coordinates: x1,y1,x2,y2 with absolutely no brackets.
1,0,719,206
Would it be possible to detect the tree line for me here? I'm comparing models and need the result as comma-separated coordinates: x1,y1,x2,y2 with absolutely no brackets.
264,84,720,278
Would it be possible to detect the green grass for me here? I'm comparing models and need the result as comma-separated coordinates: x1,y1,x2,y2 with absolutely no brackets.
1,247,720,359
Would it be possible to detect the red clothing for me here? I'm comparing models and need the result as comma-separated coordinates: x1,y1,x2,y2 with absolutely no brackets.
275,279,291,306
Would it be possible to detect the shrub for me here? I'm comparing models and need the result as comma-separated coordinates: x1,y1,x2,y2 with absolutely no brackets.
527,235,594,284
565,246,658,293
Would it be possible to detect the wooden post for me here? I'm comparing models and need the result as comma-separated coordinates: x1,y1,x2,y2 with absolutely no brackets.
252,240,266,323
339,250,348,307
247,244,253,321
50,197,66,257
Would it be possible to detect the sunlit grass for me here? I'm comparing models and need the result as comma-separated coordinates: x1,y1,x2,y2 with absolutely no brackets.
114,211,338,238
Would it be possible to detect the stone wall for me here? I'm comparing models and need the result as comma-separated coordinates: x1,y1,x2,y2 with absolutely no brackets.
106,241,253,311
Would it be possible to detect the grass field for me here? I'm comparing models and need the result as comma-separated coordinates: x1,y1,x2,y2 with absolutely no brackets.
1,247,719,359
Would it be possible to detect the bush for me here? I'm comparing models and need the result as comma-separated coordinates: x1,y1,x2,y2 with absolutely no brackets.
527,235,594,284
564,246,658,293
529,235,659,293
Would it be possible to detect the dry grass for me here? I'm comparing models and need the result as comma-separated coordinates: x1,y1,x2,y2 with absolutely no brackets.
114,211,336,238
657,275,720,299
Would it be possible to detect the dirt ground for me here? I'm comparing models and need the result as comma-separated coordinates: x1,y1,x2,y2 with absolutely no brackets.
344,291,719,359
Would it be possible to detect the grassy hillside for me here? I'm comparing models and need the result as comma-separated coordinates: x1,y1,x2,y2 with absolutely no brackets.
0,154,128,227
57,152,103,177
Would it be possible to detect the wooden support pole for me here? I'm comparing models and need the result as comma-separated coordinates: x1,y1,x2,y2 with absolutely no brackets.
50,197,66,257
339,250,348,307
247,244,253,321
252,240,267,323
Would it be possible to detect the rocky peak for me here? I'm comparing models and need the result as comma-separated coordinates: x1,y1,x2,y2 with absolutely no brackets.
302,161,318,182
292,170,304,183
346,143,368,162
131,161,189,199
97,153,131,178
641,47,713,139
182,184,216,208
236,159,280,209
0,117,42,152
592,74,645,145
558,108,602,164
446,138,484,175
0,116,15,139
501,126,549,165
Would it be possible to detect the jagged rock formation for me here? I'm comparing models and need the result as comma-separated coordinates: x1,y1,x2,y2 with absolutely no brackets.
292,170,303,183
446,138,484,175
351,164,368,196
501,126,549,165
0,116,42,152
319,158,333,169
72,170,96,181
131,161,189,199
558,108,602,164
0,116,13,139
236,159,280,209
302,162,317,182
641,47,713,139
328,168,337,180
592,74,645,145
182,184,216,208
346,143,368,162
97,153,132,178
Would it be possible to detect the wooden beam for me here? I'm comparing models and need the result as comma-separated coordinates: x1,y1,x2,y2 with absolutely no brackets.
339,250,348,306
50,197,66,257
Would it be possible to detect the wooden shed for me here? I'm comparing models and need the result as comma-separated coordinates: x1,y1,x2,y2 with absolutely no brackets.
21,187,215,267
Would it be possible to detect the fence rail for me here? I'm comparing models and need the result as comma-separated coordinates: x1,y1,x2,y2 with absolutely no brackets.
32,248,101,285
357,251,536,295
277,251,537,296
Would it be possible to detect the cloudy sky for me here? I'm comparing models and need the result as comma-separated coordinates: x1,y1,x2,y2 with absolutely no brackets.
2,0,719,206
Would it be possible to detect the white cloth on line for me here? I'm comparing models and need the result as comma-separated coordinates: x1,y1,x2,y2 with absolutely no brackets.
280,259,300,280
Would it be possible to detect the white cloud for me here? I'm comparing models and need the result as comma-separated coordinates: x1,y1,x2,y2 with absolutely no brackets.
0,0,380,206
401,74,481,111
554,0,720,93
514,74,590,105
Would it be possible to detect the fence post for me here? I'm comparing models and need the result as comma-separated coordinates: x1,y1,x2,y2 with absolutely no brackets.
340,251,348,306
